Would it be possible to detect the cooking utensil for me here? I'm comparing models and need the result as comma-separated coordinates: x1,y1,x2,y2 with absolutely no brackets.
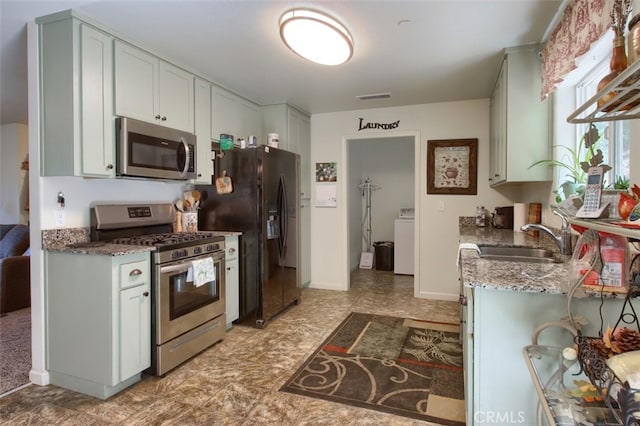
175,200,184,212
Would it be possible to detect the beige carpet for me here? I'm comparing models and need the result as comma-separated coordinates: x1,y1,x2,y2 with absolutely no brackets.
0,308,31,395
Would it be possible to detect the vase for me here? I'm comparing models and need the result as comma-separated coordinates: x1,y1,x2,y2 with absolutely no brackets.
597,36,628,112
618,192,638,220
181,212,198,233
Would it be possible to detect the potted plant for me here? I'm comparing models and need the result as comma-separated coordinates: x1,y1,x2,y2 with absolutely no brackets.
530,123,611,202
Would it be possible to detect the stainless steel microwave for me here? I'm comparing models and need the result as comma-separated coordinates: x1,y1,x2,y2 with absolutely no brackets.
116,117,197,180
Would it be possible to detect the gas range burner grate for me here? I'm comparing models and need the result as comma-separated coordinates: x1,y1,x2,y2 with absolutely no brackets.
112,232,218,247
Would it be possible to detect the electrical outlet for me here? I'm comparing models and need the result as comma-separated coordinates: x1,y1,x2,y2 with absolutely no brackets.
54,210,65,227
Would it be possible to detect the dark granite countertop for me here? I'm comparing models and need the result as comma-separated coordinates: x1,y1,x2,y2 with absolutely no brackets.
41,228,241,256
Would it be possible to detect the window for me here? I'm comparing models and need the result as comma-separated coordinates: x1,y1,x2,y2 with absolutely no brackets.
575,59,631,187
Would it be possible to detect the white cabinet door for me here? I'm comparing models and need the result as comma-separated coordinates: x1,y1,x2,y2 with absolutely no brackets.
288,108,311,197
194,78,212,183
238,98,262,141
40,18,115,177
120,283,151,380
211,86,261,144
114,41,194,132
489,46,551,186
158,61,194,133
80,23,115,176
225,259,239,326
300,198,311,287
489,62,506,185
114,41,158,123
224,235,240,327
211,86,238,140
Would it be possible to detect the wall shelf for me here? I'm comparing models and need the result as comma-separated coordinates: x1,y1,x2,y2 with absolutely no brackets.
568,59,640,123
567,217,640,240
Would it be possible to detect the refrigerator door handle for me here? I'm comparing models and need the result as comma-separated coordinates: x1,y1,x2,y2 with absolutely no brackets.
277,175,287,258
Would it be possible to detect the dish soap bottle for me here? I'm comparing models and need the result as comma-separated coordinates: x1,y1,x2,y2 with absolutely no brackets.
476,206,489,227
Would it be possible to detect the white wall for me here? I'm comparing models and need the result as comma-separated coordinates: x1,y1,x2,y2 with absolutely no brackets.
1,123,29,224
310,99,514,299
39,176,186,229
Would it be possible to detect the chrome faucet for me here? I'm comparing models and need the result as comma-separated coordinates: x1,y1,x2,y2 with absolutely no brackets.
520,210,573,255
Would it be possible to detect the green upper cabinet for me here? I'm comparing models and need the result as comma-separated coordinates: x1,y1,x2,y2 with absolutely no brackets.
114,41,194,133
39,16,115,177
489,45,551,186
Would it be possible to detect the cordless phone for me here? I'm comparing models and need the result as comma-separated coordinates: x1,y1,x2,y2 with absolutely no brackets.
576,166,610,219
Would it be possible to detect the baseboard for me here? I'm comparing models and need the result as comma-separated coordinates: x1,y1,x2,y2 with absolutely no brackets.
415,290,459,302
29,369,49,386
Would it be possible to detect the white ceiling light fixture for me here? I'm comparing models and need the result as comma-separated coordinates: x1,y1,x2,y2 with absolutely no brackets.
279,8,354,66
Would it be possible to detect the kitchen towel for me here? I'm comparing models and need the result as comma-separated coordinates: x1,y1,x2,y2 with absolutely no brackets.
191,258,215,287
513,203,527,232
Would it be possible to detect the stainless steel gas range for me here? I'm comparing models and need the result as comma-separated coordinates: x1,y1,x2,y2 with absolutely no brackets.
91,203,226,376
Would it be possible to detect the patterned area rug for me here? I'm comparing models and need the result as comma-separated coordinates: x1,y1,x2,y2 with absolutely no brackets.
0,308,31,395
280,312,465,425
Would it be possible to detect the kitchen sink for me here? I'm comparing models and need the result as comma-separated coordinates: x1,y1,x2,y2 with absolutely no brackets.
476,245,562,264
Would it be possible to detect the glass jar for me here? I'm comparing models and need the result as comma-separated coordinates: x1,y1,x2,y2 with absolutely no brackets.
475,206,488,227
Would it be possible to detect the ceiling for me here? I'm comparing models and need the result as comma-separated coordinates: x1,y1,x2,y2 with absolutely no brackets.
0,0,563,125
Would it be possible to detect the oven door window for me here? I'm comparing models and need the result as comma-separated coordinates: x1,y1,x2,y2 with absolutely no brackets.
169,263,220,320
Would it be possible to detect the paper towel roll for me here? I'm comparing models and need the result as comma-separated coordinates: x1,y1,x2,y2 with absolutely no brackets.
513,203,527,232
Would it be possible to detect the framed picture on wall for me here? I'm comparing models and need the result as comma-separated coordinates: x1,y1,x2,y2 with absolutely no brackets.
426,138,478,195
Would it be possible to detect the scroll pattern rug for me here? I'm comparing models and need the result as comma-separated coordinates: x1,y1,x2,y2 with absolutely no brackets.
0,308,31,395
280,312,465,425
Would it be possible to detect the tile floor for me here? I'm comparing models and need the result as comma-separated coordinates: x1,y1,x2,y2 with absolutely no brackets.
0,270,460,425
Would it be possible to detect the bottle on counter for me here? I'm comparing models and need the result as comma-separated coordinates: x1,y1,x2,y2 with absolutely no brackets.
475,206,489,227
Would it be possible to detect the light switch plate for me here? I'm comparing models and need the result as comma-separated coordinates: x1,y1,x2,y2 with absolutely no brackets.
54,210,65,227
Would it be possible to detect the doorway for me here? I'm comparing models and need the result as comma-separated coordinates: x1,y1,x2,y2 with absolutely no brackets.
344,132,419,291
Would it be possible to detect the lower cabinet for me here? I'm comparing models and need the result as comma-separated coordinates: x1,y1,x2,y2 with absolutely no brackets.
224,234,240,329
464,287,627,425
46,251,151,399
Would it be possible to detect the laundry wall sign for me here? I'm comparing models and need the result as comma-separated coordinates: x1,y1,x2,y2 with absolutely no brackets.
357,118,400,131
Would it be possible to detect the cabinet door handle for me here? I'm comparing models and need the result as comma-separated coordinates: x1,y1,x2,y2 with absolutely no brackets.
155,115,161,120
106,164,114,170
143,291,149,297
129,269,142,276
161,116,167,121
228,247,236,253
226,267,231,271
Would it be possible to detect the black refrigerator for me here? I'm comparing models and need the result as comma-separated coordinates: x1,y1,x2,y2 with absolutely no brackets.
196,145,301,328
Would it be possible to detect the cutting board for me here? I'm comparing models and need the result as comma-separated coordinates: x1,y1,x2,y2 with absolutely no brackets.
526,203,542,237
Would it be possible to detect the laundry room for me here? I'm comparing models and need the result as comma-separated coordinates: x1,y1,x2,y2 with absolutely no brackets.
347,136,415,273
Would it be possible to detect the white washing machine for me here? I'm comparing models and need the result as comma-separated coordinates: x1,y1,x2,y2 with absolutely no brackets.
394,212,414,275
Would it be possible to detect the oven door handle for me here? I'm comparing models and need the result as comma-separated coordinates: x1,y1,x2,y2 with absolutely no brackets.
159,263,192,275
159,256,223,275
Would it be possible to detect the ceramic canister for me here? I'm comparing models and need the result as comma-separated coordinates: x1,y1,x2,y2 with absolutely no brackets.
267,133,279,148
